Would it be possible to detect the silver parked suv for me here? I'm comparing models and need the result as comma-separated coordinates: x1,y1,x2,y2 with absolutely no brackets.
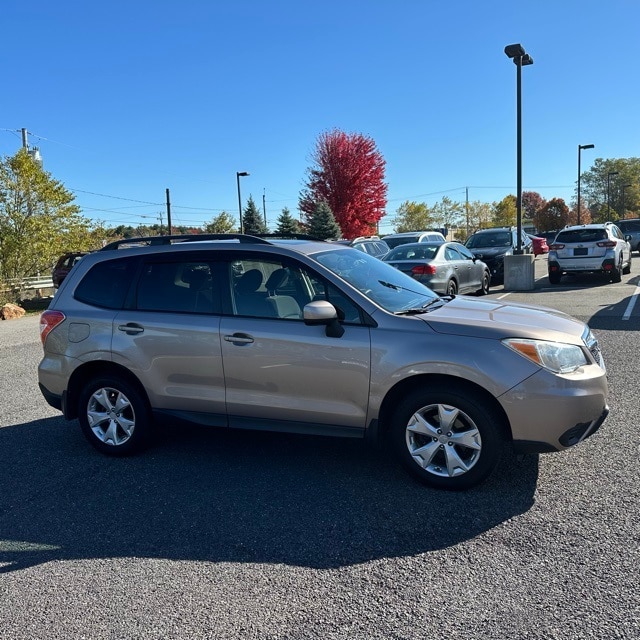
548,222,631,284
38,233,609,490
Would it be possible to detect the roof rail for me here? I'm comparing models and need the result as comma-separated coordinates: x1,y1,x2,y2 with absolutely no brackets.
253,232,325,241
100,233,272,251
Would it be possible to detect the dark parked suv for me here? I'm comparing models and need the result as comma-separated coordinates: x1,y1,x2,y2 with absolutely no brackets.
616,218,640,254
465,227,532,284
38,233,608,490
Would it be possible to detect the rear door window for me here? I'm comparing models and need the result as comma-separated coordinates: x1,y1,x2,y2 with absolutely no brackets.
135,260,218,314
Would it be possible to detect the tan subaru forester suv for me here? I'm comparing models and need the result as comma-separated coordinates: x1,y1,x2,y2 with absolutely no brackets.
38,234,609,490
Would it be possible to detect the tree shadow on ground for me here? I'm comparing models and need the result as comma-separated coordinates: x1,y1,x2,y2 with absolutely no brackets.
0,417,538,573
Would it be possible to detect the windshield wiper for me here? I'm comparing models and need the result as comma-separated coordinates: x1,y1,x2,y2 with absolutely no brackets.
378,280,430,296
394,297,445,315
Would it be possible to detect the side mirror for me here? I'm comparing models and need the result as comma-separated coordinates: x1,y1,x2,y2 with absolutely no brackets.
303,300,345,338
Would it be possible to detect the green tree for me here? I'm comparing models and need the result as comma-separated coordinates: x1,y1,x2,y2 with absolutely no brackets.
204,211,236,233
579,157,640,219
464,201,494,234
430,196,463,230
0,149,100,287
492,195,517,227
275,207,300,235
242,195,268,235
392,201,434,232
307,201,340,240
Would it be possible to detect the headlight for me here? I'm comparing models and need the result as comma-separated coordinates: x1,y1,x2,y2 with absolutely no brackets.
502,338,589,374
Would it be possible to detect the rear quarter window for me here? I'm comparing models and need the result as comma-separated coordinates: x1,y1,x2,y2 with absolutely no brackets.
74,257,137,309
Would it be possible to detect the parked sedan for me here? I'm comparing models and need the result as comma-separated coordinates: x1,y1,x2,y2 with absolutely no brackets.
383,241,490,296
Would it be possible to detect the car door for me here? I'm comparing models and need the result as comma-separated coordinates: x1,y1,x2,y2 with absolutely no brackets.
219,254,372,435
444,245,471,292
111,255,227,426
456,243,483,292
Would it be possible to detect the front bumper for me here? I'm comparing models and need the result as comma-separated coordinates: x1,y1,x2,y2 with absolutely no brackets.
513,405,609,453
499,364,608,453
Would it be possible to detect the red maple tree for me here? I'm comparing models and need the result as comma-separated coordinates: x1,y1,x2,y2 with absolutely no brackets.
299,129,387,239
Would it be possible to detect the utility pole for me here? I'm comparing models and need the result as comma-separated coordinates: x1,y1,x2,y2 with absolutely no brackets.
465,187,470,238
165,188,173,235
21,128,29,149
263,189,267,228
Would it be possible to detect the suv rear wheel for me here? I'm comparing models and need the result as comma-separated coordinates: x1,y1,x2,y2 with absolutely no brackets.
78,375,151,456
391,387,504,490
611,256,623,283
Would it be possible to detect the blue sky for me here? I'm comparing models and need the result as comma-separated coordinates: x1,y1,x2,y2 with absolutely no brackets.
3,0,639,234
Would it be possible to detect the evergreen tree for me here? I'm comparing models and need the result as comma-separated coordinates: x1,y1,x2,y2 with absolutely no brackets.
307,201,340,240
275,207,300,235
242,195,268,235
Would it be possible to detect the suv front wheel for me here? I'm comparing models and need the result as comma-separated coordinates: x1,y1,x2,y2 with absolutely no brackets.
391,387,504,490
78,375,152,456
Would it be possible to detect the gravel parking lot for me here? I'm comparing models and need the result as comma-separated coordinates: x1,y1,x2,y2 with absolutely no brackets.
1,272,639,639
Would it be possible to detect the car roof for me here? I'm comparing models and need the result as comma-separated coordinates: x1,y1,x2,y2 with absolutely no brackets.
471,227,514,233
559,223,615,231
89,234,343,264
384,231,445,238
389,241,446,248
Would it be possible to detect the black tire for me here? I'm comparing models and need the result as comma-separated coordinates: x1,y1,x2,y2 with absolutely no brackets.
446,279,458,296
623,254,631,275
390,386,505,490
476,271,490,296
611,256,623,283
77,375,152,456
548,272,561,285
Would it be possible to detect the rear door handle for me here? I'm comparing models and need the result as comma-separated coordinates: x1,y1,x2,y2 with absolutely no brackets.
117,323,144,335
223,333,254,345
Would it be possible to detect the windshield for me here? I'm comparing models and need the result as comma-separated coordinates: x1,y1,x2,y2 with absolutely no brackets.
466,232,511,248
315,248,438,313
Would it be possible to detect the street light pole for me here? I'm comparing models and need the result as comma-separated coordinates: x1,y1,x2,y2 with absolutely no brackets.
504,44,533,254
607,171,619,220
577,144,594,225
236,171,249,233
621,183,632,218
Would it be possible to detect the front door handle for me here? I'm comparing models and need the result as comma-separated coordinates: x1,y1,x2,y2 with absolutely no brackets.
117,323,144,335
224,333,254,345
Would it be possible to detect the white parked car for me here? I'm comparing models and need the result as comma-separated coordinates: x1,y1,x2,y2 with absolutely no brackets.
548,223,632,284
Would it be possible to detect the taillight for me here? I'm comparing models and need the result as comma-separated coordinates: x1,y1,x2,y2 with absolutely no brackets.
412,264,437,276
40,310,66,345
596,240,616,248
549,243,564,250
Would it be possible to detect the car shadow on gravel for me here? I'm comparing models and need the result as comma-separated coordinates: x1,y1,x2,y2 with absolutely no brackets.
0,417,538,573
